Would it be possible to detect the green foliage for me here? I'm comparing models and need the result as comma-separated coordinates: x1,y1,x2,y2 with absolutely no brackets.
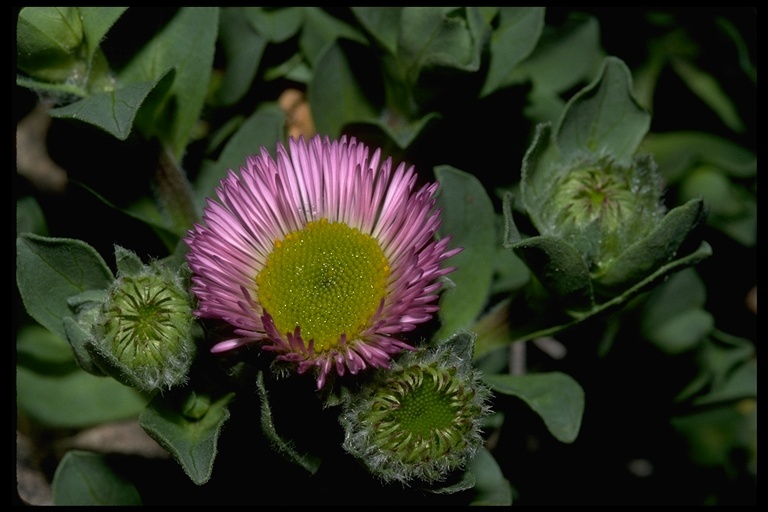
52,450,142,505
15,6,755,506
139,391,234,485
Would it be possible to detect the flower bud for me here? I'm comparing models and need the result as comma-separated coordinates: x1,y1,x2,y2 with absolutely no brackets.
539,154,665,273
340,338,491,485
88,262,198,392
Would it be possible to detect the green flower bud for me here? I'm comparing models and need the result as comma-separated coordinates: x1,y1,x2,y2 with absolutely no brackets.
88,261,199,392
340,340,491,485
539,154,665,273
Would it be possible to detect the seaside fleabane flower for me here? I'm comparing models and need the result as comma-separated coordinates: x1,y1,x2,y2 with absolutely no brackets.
185,134,461,388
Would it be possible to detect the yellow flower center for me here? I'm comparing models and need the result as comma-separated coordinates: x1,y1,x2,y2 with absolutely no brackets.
257,219,390,352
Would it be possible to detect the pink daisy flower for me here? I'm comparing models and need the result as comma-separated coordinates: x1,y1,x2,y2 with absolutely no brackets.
185,134,460,388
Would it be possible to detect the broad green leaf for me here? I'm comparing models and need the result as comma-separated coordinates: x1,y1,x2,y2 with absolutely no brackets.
556,56,651,165
16,196,48,236
78,7,127,62
17,7,84,82
468,447,513,505
484,372,584,443
52,450,142,505
49,80,161,140
16,234,114,341
680,165,745,218
139,391,235,485
16,365,147,428
351,7,402,54
641,269,711,354
119,7,219,161
16,324,76,371
434,166,496,341
194,103,286,212
640,131,756,182
216,8,267,106
397,7,488,84
595,198,706,291
299,7,366,68
256,371,321,474
480,7,545,97
670,58,744,133
510,13,603,123
671,400,756,469
509,235,594,312
693,358,756,407
243,6,303,43
641,268,705,328
308,41,380,139
647,308,714,355
353,111,440,150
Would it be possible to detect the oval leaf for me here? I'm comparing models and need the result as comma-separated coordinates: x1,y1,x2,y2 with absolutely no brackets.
484,371,585,443
52,450,142,505
16,234,114,341
17,365,146,428
434,166,496,341
556,56,651,165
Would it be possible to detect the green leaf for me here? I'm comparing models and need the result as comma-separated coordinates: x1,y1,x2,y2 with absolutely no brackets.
308,41,380,139
641,131,756,182
49,79,161,140
63,315,105,375
16,324,77,371
642,269,711,354
299,7,366,68
119,7,219,161
484,372,584,443
256,371,321,474
243,7,303,44
215,8,268,106
468,447,513,505
595,198,706,291
397,7,489,84
556,56,651,165
351,7,402,54
670,58,744,133
17,7,84,82
139,391,235,485
194,103,286,212
114,245,144,276
78,7,127,62
352,111,441,150
16,365,147,428
434,166,496,341
16,196,48,236
480,7,545,97
510,13,603,124
509,236,594,312
52,450,142,505
16,234,114,341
